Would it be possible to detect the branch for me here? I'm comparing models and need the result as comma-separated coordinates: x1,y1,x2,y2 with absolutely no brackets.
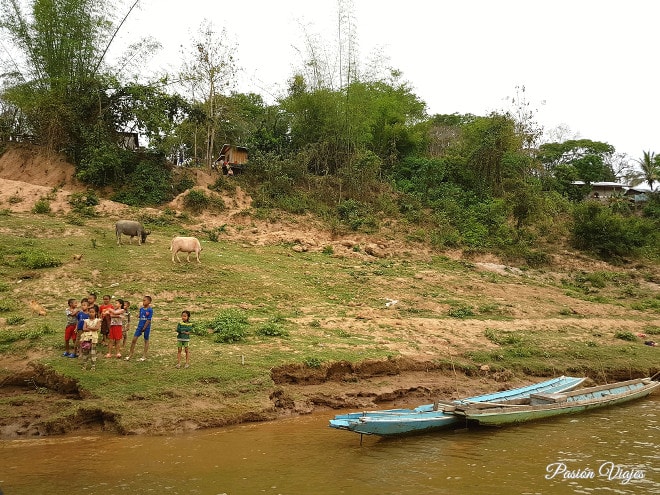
92,0,140,76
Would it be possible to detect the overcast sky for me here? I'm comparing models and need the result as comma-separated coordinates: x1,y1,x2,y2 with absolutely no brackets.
119,0,659,160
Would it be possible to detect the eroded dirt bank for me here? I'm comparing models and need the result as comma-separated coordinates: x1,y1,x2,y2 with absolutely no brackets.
2,355,651,438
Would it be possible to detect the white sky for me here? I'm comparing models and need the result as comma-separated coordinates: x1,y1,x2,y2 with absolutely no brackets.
118,0,659,160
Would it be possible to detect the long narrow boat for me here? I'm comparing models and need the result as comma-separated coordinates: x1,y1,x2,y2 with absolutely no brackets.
452,377,659,426
329,375,586,436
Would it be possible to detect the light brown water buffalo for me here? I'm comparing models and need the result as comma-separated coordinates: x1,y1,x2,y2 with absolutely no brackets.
170,236,202,263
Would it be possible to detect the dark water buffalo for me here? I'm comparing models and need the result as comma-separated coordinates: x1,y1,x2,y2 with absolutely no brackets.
115,220,150,245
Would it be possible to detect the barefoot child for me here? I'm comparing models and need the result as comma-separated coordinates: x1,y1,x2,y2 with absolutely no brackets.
63,299,78,357
80,307,101,370
105,298,124,359
73,298,89,358
121,300,131,350
176,310,192,368
99,294,113,346
125,296,153,362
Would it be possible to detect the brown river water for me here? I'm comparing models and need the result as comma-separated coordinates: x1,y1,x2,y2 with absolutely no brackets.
1,394,657,494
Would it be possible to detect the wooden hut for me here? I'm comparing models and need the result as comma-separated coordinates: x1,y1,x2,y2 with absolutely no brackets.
216,144,248,173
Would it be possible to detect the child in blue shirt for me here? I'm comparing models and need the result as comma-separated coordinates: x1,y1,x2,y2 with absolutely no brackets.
125,296,153,361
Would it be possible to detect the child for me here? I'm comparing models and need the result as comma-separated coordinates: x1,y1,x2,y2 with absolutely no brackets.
87,292,100,315
99,294,113,346
125,296,153,362
74,298,89,358
63,299,78,357
176,310,192,368
122,300,131,349
105,298,124,359
80,307,101,370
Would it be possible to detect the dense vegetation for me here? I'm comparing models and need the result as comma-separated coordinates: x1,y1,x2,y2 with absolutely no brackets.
1,0,659,262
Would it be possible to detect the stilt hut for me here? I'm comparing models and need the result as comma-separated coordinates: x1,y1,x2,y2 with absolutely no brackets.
217,144,248,174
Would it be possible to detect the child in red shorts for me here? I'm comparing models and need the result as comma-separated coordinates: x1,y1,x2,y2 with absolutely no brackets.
64,298,79,357
105,298,124,358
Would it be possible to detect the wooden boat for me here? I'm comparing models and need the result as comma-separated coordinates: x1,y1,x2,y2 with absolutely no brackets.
329,375,586,436
453,377,659,426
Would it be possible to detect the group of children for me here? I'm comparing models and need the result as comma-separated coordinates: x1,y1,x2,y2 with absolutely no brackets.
64,294,191,369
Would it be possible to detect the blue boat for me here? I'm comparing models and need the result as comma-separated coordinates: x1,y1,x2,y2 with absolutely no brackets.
329,375,586,436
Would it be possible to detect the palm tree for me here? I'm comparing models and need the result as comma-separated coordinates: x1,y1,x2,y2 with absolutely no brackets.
635,150,659,190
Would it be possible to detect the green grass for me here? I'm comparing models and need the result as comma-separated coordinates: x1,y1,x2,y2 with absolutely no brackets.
0,210,658,433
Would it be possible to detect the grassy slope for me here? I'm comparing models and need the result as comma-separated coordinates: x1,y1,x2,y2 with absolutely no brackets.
0,208,658,434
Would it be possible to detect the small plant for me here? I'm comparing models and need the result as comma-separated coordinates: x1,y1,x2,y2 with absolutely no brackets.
91,238,97,249
309,319,321,328
322,245,334,255
8,193,23,204
0,281,9,292
255,322,289,337
31,198,51,214
65,214,85,226
303,356,323,368
485,328,524,345
448,305,474,318
17,250,62,269
614,331,637,342
643,326,660,335
0,299,15,312
208,230,219,242
6,315,26,325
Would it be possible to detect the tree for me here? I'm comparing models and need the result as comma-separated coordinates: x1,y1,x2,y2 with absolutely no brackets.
179,20,237,169
0,0,145,151
635,150,659,189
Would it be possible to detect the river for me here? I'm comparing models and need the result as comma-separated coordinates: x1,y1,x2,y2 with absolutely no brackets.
1,395,657,494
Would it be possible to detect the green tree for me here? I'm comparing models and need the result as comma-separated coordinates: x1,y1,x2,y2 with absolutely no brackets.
635,150,659,189
178,20,236,169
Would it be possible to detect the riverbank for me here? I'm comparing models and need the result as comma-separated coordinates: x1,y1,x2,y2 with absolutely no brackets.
0,156,658,437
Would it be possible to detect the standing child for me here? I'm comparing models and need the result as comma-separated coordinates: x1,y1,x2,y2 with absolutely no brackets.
64,299,78,357
99,295,113,346
74,298,89,358
106,298,124,359
176,310,192,368
121,300,131,350
87,292,100,316
80,307,101,370
125,296,153,362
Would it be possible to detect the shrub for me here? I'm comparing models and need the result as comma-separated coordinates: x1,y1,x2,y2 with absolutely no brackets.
0,299,15,312
322,245,334,255
571,202,657,258
31,198,51,214
68,191,99,216
448,305,474,318
209,309,249,343
614,331,637,342
183,189,210,212
255,322,289,337
110,154,173,206
6,315,26,325
8,193,23,204
17,250,62,269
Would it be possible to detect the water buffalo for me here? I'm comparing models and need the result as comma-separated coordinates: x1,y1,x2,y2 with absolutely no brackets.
116,220,150,245
170,236,202,263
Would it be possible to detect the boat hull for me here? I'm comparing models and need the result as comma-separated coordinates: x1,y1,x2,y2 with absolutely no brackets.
455,378,659,426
